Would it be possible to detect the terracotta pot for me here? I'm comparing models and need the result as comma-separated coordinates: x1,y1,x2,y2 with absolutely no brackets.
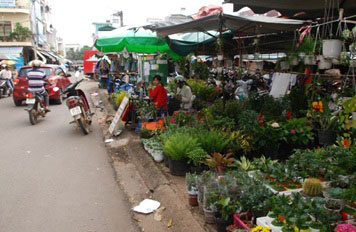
188,193,198,206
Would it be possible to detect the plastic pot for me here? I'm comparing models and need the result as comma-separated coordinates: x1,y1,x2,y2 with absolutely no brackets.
289,56,299,66
304,55,317,65
168,157,189,176
317,55,332,70
163,154,169,167
204,208,216,224
216,216,233,232
188,193,198,206
323,39,342,59
317,130,336,146
152,152,164,162
280,61,290,70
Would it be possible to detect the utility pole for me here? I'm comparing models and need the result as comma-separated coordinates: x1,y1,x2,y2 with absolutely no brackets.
113,11,124,27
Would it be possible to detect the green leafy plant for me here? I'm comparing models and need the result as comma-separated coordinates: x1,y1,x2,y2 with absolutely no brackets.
281,118,314,147
339,96,356,130
216,197,237,221
196,130,230,154
187,147,208,167
10,23,32,41
163,133,200,161
186,173,198,193
324,187,347,200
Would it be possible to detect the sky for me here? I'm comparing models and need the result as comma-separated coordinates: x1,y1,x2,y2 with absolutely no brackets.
51,0,230,47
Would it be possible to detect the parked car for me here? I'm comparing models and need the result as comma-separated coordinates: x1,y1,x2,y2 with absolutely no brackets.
13,64,71,106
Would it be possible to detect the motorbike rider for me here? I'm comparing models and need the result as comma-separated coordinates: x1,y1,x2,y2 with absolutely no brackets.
26,60,50,112
0,65,13,92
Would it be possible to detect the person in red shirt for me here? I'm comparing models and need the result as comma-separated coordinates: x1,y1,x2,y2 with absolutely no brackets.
149,75,168,117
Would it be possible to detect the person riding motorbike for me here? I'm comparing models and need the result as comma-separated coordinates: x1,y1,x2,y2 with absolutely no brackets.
26,60,50,112
0,65,13,93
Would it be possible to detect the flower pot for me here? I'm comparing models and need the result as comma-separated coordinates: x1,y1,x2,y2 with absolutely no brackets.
323,192,345,208
190,165,209,174
353,112,356,122
317,130,336,146
216,216,234,232
310,228,320,232
323,203,342,219
317,55,332,70
304,55,317,65
199,202,204,214
204,208,216,224
152,152,164,162
218,55,224,61
163,154,169,167
289,56,299,66
269,221,283,232
322,39,342,59
280,61,290,70
168,157,189,176
188,193,198,206
332,58,340,65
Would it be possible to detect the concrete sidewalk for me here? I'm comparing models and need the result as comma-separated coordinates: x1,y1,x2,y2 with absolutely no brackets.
90,88,213,232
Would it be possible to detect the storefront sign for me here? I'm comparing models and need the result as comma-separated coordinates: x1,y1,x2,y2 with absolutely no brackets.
0,0,16,8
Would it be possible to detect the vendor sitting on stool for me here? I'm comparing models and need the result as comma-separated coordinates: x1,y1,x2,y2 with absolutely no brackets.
149,75,168,118
175,75,193,111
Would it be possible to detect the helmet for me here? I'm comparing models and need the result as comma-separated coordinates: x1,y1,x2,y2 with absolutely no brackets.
31,60,43,68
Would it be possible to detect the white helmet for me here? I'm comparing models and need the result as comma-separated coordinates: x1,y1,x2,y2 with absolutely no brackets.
31,60,43,68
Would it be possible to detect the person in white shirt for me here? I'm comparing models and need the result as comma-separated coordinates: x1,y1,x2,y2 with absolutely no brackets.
0,65,13,91
175,75,193,111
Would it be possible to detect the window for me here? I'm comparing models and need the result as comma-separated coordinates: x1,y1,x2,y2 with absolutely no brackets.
0,21,11,38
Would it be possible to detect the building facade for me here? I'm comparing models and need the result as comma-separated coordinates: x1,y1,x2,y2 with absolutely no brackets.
0,0,62,67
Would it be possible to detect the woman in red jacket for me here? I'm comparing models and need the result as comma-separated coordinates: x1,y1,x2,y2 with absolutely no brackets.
149,75,168,117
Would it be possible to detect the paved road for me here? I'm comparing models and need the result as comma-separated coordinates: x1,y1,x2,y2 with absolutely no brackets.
0,81,137,232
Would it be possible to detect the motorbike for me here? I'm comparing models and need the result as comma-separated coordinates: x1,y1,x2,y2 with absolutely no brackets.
63,79,92,135
25,87,58,125
0,77,11,98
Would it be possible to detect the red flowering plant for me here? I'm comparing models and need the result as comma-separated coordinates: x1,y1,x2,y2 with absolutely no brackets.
281,118,314,147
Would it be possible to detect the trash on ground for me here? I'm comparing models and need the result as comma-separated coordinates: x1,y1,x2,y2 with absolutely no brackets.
132,199,160,214
105,139,114,143
113,130,122,137
168,219,173,228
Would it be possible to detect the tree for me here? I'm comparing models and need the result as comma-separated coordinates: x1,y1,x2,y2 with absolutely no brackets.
10,23,32,41
66,45,92,61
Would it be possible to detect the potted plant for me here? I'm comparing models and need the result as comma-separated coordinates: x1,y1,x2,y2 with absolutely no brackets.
187,147,208,174
186,173,199,206
278,57,290,70
322,37,343,59
324,200,342,216
163,133,200,176
270,216,284,231
317,55,332,70
203,152,235,174
323,187,347,208
215,197,238,232
308,100,338,145
302,178,324,197
196,171,217,214
339,96,356,131
203,186,220,224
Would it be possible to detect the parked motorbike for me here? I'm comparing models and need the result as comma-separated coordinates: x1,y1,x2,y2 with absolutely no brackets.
63,79,92,135
0,77,11,98
25,87,58,125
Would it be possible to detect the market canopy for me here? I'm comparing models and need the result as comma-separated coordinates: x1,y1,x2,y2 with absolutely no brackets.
94,27,180,59
224,0,356,18
145,12,305,37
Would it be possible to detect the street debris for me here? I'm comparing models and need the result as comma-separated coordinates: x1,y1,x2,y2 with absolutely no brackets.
153,207,165,221
105,139,114,143
133,199,160,214
167,219,173,228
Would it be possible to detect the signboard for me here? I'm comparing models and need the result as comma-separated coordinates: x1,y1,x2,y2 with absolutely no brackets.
0,0,16,8
108,96,129,134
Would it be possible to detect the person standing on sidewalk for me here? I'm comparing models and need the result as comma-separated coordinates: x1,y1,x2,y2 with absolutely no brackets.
149,75,168,118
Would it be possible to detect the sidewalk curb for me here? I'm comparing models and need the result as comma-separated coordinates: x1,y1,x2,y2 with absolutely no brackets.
90,88,212,232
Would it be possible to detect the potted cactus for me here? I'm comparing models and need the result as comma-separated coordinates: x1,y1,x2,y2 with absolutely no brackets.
303,178,323,197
